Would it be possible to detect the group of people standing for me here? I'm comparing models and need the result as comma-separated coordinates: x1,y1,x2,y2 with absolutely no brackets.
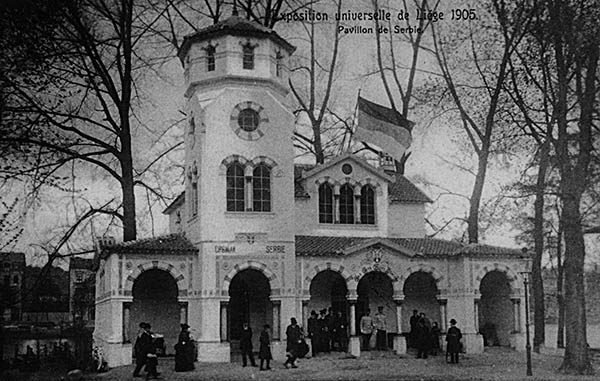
239,322,273,371
132,322,195,379
408,310,462,363
359,306,388,351
307,307,349,355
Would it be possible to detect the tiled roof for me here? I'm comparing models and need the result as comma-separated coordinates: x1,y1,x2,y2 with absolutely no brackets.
388,175,432,203
295,235,523,257
69,257,94,271
178,15,295,61
101,234,198,256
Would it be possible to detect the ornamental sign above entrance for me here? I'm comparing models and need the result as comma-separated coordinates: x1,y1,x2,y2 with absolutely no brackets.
360,245,391,274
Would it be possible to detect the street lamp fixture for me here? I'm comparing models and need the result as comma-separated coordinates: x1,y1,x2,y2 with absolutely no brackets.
519,253,533,377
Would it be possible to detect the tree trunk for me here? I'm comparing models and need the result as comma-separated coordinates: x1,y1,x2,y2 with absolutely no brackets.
557,224,565,348
532,140,549,352
467,146,489,244
559,194,592,374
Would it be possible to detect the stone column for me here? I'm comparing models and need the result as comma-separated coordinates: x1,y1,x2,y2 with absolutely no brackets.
395,299,403,334
180,302,188,325
439,299,448,332
220,302,228,342
348,299,360,357
512,298,521,332
122,302,131,343
272,301,281,340
393,297,406,354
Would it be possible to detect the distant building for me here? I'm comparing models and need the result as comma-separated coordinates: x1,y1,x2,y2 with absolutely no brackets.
69,257,95,324
1,252,25,322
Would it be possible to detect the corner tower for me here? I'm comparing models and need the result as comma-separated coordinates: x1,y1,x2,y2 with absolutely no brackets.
177,14,298,361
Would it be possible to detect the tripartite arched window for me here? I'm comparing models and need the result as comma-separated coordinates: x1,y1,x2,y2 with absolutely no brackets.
360,185,375,224
339,184,354,224
253,164,271,212
318,183,333,223
226,162,245,211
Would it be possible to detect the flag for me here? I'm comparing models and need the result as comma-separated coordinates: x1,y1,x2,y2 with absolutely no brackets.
354,96,414,156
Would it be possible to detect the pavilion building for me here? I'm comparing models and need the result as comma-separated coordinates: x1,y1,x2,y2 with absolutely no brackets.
93,14,530,367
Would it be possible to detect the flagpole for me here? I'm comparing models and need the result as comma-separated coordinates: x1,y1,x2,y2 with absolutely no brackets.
342,89,361,154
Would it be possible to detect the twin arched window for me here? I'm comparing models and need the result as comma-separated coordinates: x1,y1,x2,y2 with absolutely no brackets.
226,162,271,212
318,183,376,225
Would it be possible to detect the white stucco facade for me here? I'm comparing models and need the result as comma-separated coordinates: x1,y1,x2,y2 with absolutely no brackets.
93,15,531,368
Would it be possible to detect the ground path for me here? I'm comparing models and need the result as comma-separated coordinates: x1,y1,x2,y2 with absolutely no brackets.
5,347,599,380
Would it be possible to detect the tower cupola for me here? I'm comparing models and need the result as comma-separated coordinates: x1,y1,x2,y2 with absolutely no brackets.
178,16,295,98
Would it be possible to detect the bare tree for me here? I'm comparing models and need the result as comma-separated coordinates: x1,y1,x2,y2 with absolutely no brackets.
1,0,184,242
288,0,344,164
507,0,599,374
429,0,536,243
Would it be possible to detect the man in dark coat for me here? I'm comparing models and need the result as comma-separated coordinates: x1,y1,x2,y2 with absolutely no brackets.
175,323,194,371
333,311,348,352
284,317,301,368
142,323,159,380
259,324,272,371
133,322,149,377
307,310,319,356
446,319,463,364
415,318,430,359
240,322,257,367
409,310,419,348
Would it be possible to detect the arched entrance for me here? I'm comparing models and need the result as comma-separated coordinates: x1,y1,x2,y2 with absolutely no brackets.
402,271,440,332
228,269,272,354
479,270,513,346
130,269,180,354
308,270,348,317
356,271,396,348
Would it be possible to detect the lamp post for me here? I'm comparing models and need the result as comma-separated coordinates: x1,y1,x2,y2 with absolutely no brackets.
519,269,533,377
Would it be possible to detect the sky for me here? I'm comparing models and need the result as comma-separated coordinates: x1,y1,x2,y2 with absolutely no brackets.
5,0,599,267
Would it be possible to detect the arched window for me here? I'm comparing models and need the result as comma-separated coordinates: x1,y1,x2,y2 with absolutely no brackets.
243,44,255,70
206,45,216,71
253,164,271,212
360,185,375,224
339,184,354,224
226,162,245,211
318,183,333,223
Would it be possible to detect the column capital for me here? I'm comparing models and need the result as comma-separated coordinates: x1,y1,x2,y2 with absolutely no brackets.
436,298,448,305
393,297,404,304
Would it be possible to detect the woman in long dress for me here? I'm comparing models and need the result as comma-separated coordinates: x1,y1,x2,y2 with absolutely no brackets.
175,323,195,371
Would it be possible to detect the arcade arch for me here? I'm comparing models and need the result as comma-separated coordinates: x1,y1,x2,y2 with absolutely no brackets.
478,270,514,347
308,270,348,318
130,269,180,354
228,269,272,352
402,271,440,333
356,271,396,347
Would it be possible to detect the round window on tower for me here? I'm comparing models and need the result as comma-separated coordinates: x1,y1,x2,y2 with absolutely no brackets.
230,101,268,141
238,108,260,132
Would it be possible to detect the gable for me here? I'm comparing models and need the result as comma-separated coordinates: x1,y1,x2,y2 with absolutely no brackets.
302,154,392,184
